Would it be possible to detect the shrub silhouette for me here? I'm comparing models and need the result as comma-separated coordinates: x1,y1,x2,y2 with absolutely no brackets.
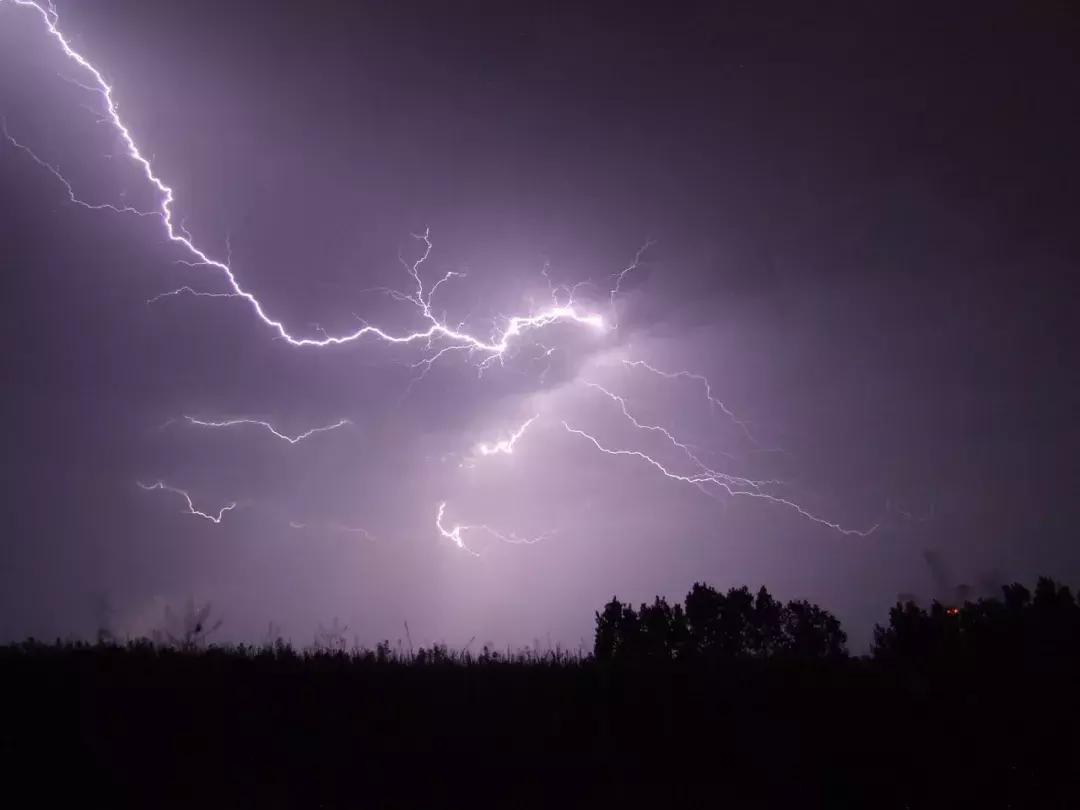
151,597,223,651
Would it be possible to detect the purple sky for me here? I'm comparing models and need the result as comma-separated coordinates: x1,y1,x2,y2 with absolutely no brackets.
1,0,1077,651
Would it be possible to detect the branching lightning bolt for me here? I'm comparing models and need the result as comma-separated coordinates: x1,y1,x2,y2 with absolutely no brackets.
435,502,482,557
622,359,768,448
564,380,875,536
560,420,875,536
584,383,753,485
137,481,236,524
2,0,611,370
183,416,351,445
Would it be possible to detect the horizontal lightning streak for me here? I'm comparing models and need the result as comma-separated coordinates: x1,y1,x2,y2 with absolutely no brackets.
147,287,241,305
183,416,351,444
289,519,375,540
137,481,236,524
327,521,376,540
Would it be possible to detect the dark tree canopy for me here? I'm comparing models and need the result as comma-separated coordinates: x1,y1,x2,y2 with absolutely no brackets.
872,576,1080,670
594,583,847,662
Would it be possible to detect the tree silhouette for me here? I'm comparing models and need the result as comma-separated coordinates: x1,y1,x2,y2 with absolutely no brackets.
594,597,642,661
872,577,1080,668
782,599,846,659
595,583,846,661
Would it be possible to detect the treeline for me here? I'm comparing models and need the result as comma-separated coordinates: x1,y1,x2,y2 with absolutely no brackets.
594,583,846,661
593,576,1080,671
873,577,1080,669
2,577,1079,808
6,576,1080,668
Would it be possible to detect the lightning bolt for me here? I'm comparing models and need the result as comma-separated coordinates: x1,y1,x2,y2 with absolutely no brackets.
435,502,482,556
559,421,875,536
2,120,157,218
146,287,241,306
435,502,550,555
136,481,236,524
609,239,654,319
289,519,375,540
2,0,611,370
622,359,768,448
474,415,538,457
327,521,376,540
182,416,351,445
583,382,753,484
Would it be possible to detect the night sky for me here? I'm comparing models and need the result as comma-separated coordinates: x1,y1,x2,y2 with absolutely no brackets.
1,0,1077,651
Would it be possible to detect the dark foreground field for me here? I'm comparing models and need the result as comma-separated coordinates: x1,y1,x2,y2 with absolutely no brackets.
4,580,1079,808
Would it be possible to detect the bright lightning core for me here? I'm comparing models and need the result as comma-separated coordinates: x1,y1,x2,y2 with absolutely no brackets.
475,415,538,457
